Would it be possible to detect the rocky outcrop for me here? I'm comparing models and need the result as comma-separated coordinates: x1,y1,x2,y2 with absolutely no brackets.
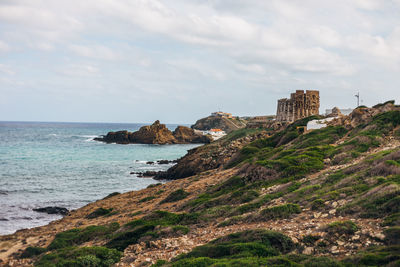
328,101,400,129
154,131,269,180
94,121,212,145
327,107,342,117
130,120,177,144
191,116,246,133
173,126,211,143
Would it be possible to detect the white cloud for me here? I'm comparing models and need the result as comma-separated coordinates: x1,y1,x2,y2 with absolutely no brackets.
69,44,120,61
0,64,15,75
0,0,400,122
59,64,99,77
0,40,10,52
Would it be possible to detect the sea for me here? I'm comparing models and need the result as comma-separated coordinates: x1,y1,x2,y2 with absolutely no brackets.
0,121,200,235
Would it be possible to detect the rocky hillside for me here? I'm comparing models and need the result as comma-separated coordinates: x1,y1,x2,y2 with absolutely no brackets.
1,101,400,267
94,120,212,144
154,128,271,180
191,115,247,133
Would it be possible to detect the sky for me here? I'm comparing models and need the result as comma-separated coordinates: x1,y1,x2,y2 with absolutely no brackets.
0,0,400,124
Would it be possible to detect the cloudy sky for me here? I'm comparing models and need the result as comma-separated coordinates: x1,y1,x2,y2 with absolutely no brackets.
1,0,399,123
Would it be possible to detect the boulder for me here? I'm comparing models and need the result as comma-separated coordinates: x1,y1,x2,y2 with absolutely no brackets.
173,126,213,144
33,206,69,216
93,130,130,144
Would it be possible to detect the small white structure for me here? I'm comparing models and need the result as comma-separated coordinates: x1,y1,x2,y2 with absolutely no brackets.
211,112,233,118
202,129,226,140
306,117,336,131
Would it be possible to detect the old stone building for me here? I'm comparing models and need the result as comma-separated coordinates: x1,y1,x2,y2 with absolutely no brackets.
276,90,320,122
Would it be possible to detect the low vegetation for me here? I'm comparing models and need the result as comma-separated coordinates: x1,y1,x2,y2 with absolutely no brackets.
160,189,189,203
325,221,359,236
48,223,120,250
35,246,121,267
15,106,400,267
106,211,199,251
86,207,114,219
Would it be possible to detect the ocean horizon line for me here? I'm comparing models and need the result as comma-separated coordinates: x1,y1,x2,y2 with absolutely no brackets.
0,120,191,126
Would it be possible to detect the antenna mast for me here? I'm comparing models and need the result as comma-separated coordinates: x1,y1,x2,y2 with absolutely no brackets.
355,92,360,107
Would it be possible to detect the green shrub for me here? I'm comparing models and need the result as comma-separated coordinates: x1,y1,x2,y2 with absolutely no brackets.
384,227,400,245
106,224,155,251
311,199,325,210
259,203,301,220
361,192,400,218
382,213,400,226
48,223,120,250
181,242,279,259
20,246,46,258
139,196,157,202
217,216,243,227
373,100,395,108
161,189,189,203
107,211,199,251
210,229,295,254
86,208,113,219
35,246,122,267
233,202,262,216
302,235,320,246
342,245,400,266
304,257,343,267
325,171,346,184
325,221,358,236
174,230,295,263
172,225,190,235
230,189,259,204
171,257,216,267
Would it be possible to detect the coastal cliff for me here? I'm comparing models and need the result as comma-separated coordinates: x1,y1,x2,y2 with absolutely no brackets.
94,120,212,144
2,101,400,266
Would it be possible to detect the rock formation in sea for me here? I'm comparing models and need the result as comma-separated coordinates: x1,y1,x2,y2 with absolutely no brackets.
94,120,212,144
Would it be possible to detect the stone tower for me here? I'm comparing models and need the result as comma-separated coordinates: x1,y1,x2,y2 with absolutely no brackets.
276,90,320,122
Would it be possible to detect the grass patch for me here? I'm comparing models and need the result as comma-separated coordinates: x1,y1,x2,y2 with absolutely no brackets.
139,196,157,203
382,213,400,226
311,199,325,210
160,189,189,203
302,235,320,246
258,203,301,220
174,229,295,261
35,246,121,267
342,245,400,266
48,223,120,250
325,221,358,236
86,207,113,219
384,227,400,245
106,211,199,251
20,247,46,258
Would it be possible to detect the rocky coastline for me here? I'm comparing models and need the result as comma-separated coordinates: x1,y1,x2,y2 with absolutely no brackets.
94,120,212,145
1,101,400,266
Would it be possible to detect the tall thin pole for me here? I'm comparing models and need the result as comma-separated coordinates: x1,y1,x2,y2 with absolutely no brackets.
355,92,360,107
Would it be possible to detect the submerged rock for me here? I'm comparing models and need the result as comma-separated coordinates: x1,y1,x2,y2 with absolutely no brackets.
33,206,69,216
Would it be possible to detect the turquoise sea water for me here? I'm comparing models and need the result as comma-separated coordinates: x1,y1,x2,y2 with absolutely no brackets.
0,121,199,235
